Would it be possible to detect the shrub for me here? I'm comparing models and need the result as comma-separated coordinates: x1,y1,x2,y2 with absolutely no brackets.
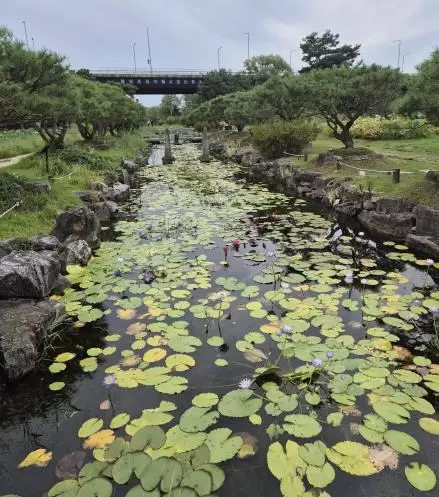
58,144,108,170
351,115,437,140
252,120,320,158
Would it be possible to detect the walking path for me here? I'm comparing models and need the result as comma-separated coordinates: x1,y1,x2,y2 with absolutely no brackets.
0,153,33,168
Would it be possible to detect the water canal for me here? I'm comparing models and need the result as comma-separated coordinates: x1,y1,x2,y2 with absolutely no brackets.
1,145,439,497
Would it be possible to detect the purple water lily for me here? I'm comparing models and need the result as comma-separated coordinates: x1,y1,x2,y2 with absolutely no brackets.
103,374,117,387
113,269,121,277
312,358,323,368
326,351,333,358
282,325,293,335
144,272,154,284
267,250,276,258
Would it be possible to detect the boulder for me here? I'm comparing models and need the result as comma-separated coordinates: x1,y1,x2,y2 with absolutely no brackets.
334,202,362,217
358,211,413,241
112,182,130,202
30,235,62,251
0,299,66,380
0,251,60,298
90,201,119,223
91,181,113,200
292,170,323,185
425,170,439,185
316,153,342,167
0,237,28,252
406,234,439,259
52,275,72,294
66,240,92,266
122,159,139,173
414,205,439,237
376,197,415,214
52,205,100,249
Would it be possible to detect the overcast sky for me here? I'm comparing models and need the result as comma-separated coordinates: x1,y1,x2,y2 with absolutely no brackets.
2,0,438,105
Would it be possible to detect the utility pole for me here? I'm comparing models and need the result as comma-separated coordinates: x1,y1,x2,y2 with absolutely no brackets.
146,27,153,73
31,37,35,50
133,42,137,72
393,39,402,69
289,49,296,70
22,21,29,49
401,52,410,73
244,32,250,60
217,46,223,70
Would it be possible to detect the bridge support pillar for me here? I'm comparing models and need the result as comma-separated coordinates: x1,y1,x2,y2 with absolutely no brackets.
162,129,175,164
200,128,211,163
174,133,180,145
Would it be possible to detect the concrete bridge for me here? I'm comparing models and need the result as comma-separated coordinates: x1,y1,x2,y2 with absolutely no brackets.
90,69,206,94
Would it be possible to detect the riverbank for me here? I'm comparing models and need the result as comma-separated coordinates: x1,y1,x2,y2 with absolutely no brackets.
0,128,149,238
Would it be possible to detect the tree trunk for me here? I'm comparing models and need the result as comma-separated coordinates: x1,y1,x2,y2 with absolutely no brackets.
333,126,354,148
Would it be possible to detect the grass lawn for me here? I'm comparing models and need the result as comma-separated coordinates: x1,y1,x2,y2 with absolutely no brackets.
282,133,439,208
0,127,151,239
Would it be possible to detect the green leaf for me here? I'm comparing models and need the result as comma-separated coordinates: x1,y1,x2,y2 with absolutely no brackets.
299,441,326,467
205,428,242,463
408,396,435,415
306,462,335,488
140,457,183,492
76,478,112,497
155,376,188,394
419,417,439,435
267,441,306,481
207,336,225,347
283,415,322,438
180,469,213,496
49,381,65,391
48,480,79,497
163,426,206,454
372,401,410,424
125,486,159,497
218,389,262,417
78,418,103,438
112,453,133,484
326,412,343,427
110,413,130,429
358,425,384,444
383,430,419,455
362,414,387,433
131,426,166,451
179,407,219,433
405,463,437,492
198,463,225,492
326,442,378,476
192,393,219,408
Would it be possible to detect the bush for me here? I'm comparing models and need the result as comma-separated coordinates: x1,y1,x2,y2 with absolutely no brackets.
58,144,108,170
252,120,320,158
351,115,437,140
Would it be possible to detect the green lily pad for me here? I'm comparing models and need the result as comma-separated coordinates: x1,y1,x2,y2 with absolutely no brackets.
405,462,437,492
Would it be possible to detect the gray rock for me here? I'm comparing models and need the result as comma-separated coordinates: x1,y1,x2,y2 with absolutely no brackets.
22,180,51,194
414,205,439,237
52,275,71,294
363,200,377,211
406,234,439,259
122,159,140,173
335,202,362,217
425,170,439,185
293,170,323,184
0,299,66,380
30,235,62,251
358,211,413,241
112,182,130,202
0,237,28,251
91,181,113,199
376,197,415,214
90,201,119,223
316,153,340,167
52,205,100,249
66,240,92,266
0,251,60,298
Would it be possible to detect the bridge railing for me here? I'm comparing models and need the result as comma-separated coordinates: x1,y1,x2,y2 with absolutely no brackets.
90,68,209,76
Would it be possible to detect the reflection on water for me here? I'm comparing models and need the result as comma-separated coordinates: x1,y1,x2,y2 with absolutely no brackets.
1,146,439,497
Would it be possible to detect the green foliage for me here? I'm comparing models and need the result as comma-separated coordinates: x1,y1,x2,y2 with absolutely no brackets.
196,69,252,102
244,55,292,84
300,30,361,73
351,115,436,140
252,119,320,158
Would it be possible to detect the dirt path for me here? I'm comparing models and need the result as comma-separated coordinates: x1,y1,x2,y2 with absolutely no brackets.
0,153,33,169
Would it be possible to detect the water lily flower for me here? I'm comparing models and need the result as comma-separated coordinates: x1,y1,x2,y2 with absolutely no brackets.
282,325,293,335
113,269,121,277
103,374,117,387
281,282,290,289
218,291,227,302
430,307,439,314
223,245,229,254
358,232,365,237
311,358,323,368
117,257,124,264
239,378,253,389
326,351,334,358
427,259,435,266
344,273,354,285
232,239,240,249
361,278,368,285
276,330,283,337
144,272,154,284
267,250,276,258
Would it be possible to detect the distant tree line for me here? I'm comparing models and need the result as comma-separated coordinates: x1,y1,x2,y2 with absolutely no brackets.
0,27,146,148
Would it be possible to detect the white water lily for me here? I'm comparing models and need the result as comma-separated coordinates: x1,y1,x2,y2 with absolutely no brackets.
238,378,253,389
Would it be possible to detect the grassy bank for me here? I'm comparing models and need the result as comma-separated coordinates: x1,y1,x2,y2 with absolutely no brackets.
0,128,149,239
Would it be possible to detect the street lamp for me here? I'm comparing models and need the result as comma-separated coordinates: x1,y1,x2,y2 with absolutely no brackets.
133,43,137,72
146,27,153,73
401,52,410,73
217,46,223,70
244,32,250,59
393,39,402,69
22,21,29,49
289,49,296,70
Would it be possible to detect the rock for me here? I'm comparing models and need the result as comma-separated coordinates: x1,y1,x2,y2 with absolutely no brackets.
0,237,28,252
0,299,66,380
406,234,439,259
66,240,92,266
363,200,377,211
425,170,439,185
335,202,362,217
52,205,100,250
414,205,439,236
316,153,341,167
210,143,228,161
121,159,139,173
52,275,71,294
358,211,413,241
376,197,415,214
0,251,60,298
292,170,323,184
30,235,62,251
91,181,113,199
90,201,119,223
112,182,130,202
22,180,51,193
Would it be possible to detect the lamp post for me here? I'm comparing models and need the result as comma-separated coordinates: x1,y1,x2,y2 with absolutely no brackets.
401,52,410,73
133,42,137,72
146,27,153,73
289,49,296,70
244,32,250,59
22,21,29,49
217,46,223,70
393,39,402,69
